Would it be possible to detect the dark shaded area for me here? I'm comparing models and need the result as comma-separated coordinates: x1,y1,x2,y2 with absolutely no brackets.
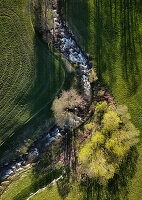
0,102,52,164
27,32,64,113
56,130,78,199
12,144,63,200
119,0,141,95
0,30,73,166
11,128,75,199
57,167,71,199
61,0,90,52
79,146,138,200
0,33,61,160
13,165,63,200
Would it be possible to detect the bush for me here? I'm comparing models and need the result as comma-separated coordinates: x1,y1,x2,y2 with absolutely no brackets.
89,68,98,83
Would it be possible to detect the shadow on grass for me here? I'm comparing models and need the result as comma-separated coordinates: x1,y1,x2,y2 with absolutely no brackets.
56,132,73,199
56,168,71,199
0,29,74,164
61,0,90,52
94,0,141,95
0,32,63,161
120,0,141,96
79,146,138,200
12,128,75,200
13,150,63,200
56,129,79,199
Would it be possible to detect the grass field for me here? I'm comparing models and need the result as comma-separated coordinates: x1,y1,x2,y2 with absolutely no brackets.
0,162,63,200
0,0,65,148
0,138,65,200
0,0,142,199
61,0,142,199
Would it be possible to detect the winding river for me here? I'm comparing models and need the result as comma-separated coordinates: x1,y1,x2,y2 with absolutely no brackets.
0,4,92,184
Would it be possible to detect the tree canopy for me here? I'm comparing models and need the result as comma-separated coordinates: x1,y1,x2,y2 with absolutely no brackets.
78,102,139,184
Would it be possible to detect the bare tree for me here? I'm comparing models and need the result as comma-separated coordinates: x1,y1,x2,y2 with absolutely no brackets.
52,89,86,129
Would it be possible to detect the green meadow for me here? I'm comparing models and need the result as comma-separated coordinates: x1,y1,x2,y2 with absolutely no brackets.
0,0,65,149
61,0,142,199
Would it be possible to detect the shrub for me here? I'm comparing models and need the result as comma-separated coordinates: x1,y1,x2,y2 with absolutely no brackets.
89,68,98,83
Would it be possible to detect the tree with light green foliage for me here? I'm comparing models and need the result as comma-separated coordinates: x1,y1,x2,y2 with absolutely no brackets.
102,110,122,133
78,101,139,185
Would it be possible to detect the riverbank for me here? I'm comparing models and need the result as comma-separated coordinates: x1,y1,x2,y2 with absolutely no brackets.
0,1,118,199
0,0,93,187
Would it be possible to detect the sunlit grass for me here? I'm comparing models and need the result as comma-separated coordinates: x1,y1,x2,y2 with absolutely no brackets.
0,0,65,149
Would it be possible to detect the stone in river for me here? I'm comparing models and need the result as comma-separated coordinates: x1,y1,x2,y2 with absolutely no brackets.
71,40,76,47
55,133,62,139
11,164,16,170
82,74,87,79
27,148,39,162
16,162,22,168
45,137,56,146
6,169,14,175
52,128,59,136
69,48,73,53
69,54,77,63
46,133,51,138
16,168,23,173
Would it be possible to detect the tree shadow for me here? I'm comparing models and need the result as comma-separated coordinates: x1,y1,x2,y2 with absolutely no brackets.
93,0,141,95
12,145,63,200
120,0,141,96
79,146,138,200
94,0,119,85
0,16,73,165
61,0,141,96
56,130,78,199
61,0,90,52
12,127,76,200
56,168,71,199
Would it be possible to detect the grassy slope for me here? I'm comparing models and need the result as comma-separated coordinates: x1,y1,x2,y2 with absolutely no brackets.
0,167,82,200
0,0,64,147
30,182,83,200
0,147,64,200
61,0,142,199
0,165,63,200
